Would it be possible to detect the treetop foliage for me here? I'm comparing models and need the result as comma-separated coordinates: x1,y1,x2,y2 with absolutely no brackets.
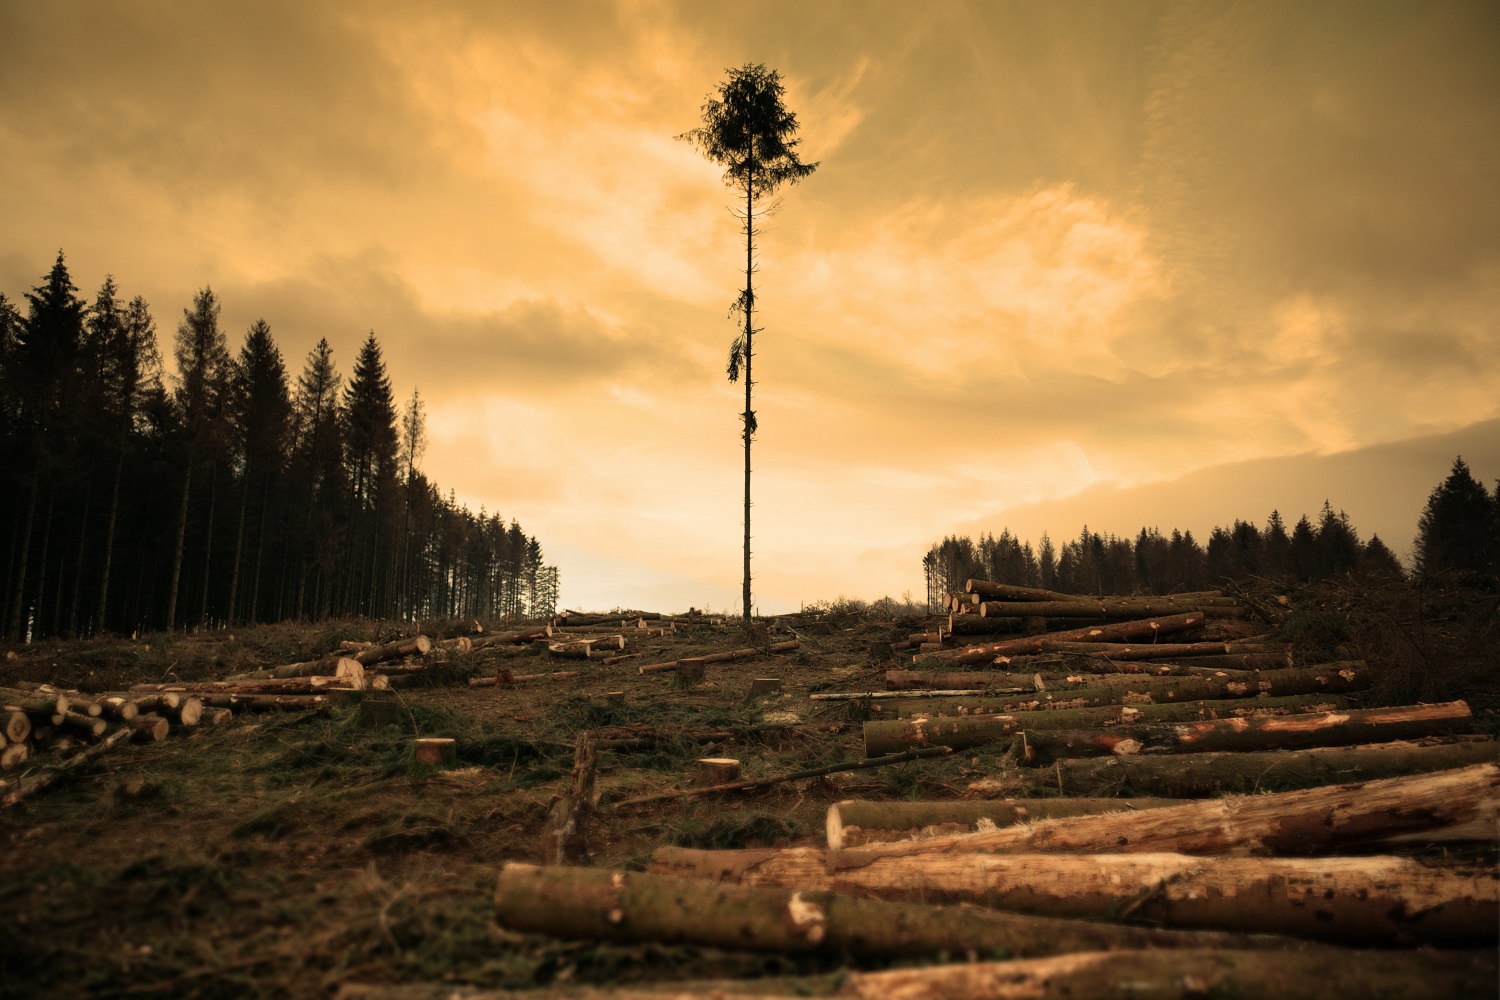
677,63,820,197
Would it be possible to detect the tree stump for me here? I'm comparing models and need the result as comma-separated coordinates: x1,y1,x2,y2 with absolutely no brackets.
604,691,626,705
675,658,707,688
415,737,457,767
695,758,742,785
746,677,783,701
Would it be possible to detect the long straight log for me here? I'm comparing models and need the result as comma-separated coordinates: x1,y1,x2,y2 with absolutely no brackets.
638,641,799,674
3,711,29,744
352,635,431,666
494,863,1302,961
1016,701,1473,765
917,613,1206,664
825,798,1184,849
470,626,553,649
887,663,1247,691
128,676,373,695
964,581,1080,601
609,746,955,809
809,689,989,702
836,949,1497,1000
981,600,1243,619
1039,639,1278,660
195,693,333,713
834,763,1500,862
884,663,1369,715
650,845,1496,948
0,688,69,716
871,692,1352,721
1009,737,1500,798
886,670,1038,691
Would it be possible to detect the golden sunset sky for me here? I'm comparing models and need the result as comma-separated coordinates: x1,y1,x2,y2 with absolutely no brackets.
3,1,1498,612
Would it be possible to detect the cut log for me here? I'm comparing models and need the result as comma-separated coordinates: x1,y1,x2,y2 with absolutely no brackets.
885,670,1036,691
1007,737,1500,798
835,763,1500,861
60,711,107,738
176,697,203,727
0,726,132,809
414,737,457,767
650,845,1496,948
694,758,742,785
470,626,553,649
0,687,70,716
809,689,988,702
130,693,181,713
4,711,29,744
917,613,1207,664
964,581,1079,601
886,663,1370,714
542,730,598,866
129,715,170,742
352,635,431,666
1038,640,1280,660
195,693,333,713
205,707,234,725
582,634,626,652
873,692,1352,722
981,599,1244,619
1015,701,1474,765
600,653,643,666
609,747,955,809
436,636,472,654
130,677,365,696
98,697,139,721
837,949,1497,1000
548,640,594,659
826,798,1184,849
495,863,1301,961
68,698,103,717
638,641,800,674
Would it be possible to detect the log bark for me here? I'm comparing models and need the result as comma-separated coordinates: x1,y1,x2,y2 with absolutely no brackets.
130,677,368,696
809,689,989,701
195,693,333,713
981,599,1243,619
352,635,431,666
885,670,1037,691
175,696,203,727
917,613,1207,664
1005,737,1500,798
638,641,799,674
130,693,181,713
494,863,1299,961
872,692,1352,722
609,747,955,809
887,663,1370,714
964,580,1080,601
1,687,69,716
649,845,1496,948
60,711,107,737
547,640,594,659
1015,701,1473,765
826,798,1184,849
0,726,132,810
98,696,139,721
129,715,170,741
542,730,598,866
1038,639,1278,660
836,949,1497,1000
470,626,552,649
834,762,1500,861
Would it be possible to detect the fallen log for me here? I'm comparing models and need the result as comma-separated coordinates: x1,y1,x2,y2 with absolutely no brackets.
650,846,1496,948
825,798,1184,849
0,688,69,716
981,600,1244,619
129,715,170,741
195,693,333,713
97,696,139,721
493,863,1302,961
638,641,799,674
836,948,1497,1000
1001,737,1500,798
542,731,598,866
231,656,368,683
885,670,1039,691
887,663,1245,690
468,669,581,687
1038,639,1279,661
3,711,29,744
834,763,1500,861
128,675,373,696
884,663,1370,714
609,746,955,809
352,635,431,666
916,613,1207,664
871,692,1352,722
470,626,553,649
964,581,1080,601
1015,701,1473,765
548,640,594,659
0,726,132,810
809,689,989,702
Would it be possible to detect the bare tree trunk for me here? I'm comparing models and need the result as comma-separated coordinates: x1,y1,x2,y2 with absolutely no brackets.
95,449,126,632
742,176,753,630
197,461,217,627
65,482,91,638
227,467,250,627
6,470,38,641
166,460,192,632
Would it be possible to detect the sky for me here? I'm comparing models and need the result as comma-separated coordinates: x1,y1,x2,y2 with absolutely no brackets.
2,1,1498,613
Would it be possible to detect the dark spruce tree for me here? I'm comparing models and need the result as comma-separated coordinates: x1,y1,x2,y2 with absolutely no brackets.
227,319,291,625
679,64,818,629
1415,456,1495,578
342,332,399,617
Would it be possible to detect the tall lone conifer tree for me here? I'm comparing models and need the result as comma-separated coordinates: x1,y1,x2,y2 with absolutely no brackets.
679,64,817,626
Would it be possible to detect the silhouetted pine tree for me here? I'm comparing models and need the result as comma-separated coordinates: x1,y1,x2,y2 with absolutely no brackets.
1414,457,1494,578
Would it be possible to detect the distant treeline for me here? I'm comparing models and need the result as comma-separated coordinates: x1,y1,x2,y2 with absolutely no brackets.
0,252,559,641
923,457,1500,608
